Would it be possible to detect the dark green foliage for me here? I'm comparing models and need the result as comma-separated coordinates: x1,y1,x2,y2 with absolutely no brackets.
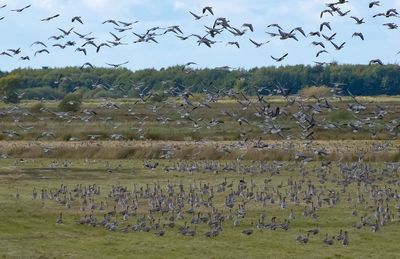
0,74,22,103
0,64,399,100
58,93,82,112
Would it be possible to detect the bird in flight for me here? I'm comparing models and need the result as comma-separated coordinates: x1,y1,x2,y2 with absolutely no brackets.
202,6,214,15
11,5,31,12
72,16,83,24
41,14,60,22
106,61,129,68
271,53,288,62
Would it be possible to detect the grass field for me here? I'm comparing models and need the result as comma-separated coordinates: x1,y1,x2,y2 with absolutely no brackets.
1,97,400,258
1,158,400,258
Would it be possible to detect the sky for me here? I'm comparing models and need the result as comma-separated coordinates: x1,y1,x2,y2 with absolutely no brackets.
0,0,399,71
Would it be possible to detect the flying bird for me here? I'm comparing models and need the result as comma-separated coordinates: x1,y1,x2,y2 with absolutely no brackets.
41,14,60,22
34,49,50,56
11,5,31,12
271,53,288,62
202,6,214,15
106,61,129,68
31,41,48,48
249,38,269,47
352,32,364,40
80,62,94,69
330,41,346,50
189,11,207,20
320,22,331,32
72,16,83,24
350,16,365,25
369,59,383,65
369,1,381,8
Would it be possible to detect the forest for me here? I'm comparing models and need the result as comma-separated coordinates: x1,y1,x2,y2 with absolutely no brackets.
0,63,399,101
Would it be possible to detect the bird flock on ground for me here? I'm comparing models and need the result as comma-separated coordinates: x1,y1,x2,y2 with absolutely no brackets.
0,1,399,68
1,0,400,251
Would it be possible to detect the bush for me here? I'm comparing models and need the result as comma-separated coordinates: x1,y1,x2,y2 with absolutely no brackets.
58,93,82,112
30,102,45,113
299,85,332,98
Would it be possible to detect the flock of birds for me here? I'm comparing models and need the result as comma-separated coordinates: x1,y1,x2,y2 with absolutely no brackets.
11,158,400,247
0,1,399,68
1,0,400,253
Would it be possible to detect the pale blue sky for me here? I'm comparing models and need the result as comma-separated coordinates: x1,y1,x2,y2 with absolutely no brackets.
0,0,399,71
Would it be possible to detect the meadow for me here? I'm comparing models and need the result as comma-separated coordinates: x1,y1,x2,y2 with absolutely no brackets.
0,97,400,258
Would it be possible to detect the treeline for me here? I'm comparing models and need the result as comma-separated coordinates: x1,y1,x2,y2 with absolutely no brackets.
0,64,399,100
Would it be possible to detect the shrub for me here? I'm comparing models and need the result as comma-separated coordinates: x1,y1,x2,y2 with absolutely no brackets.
299,85,332,98
58,93,82,112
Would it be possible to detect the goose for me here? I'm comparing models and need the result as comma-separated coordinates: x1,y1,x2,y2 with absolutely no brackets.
350,16,365,25
31,41,47,48
72,16,83,24
369,1,380,8
319,22,331,32
109,32,125,41
352,32,364,40
103,20,119,26
242,23,254,32
118,20,138,27
330,41,345,50
189,11,208,20
41,14,60,22
316,50,329,57
11,5,31,12
226,41,240,48
202,6,214,15
271,53,288,62
75,48,87,56
369,59,383,65
106,61,129,68
34,49,50,56
249,38,269,47
58,27,74,36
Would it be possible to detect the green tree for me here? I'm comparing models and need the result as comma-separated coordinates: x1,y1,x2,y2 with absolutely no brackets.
0,74,22,103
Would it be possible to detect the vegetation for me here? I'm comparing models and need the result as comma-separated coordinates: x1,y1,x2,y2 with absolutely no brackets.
0,64,399,100
58,93,82,112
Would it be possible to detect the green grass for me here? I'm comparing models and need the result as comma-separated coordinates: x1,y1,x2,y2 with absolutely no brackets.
1,159,400,258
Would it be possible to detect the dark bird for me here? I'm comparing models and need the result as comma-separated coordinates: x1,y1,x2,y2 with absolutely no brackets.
118,20,138,27
7,48,21,55
75,48,87,55
11,5,31,12
350,16,365,25
189,11,207,20
267,24,283,30
330,41,346,50
369,59,383,65
58,27,74,36
31,41,47,48
271,53,288,62
292,27,306,37
72,16,83,24
103,20,119,26
242,23,254,32
249,38,269,47
106,61,129,68
202,6,214,15
20,56,30,60
312,41,325,48
369,1,381,8
96,43,111,53
80,62,94,69
316,50,329,57
226,41,240,48
352,32,364,40
320,22,331,31
34,49,50,56
41,14,60,22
